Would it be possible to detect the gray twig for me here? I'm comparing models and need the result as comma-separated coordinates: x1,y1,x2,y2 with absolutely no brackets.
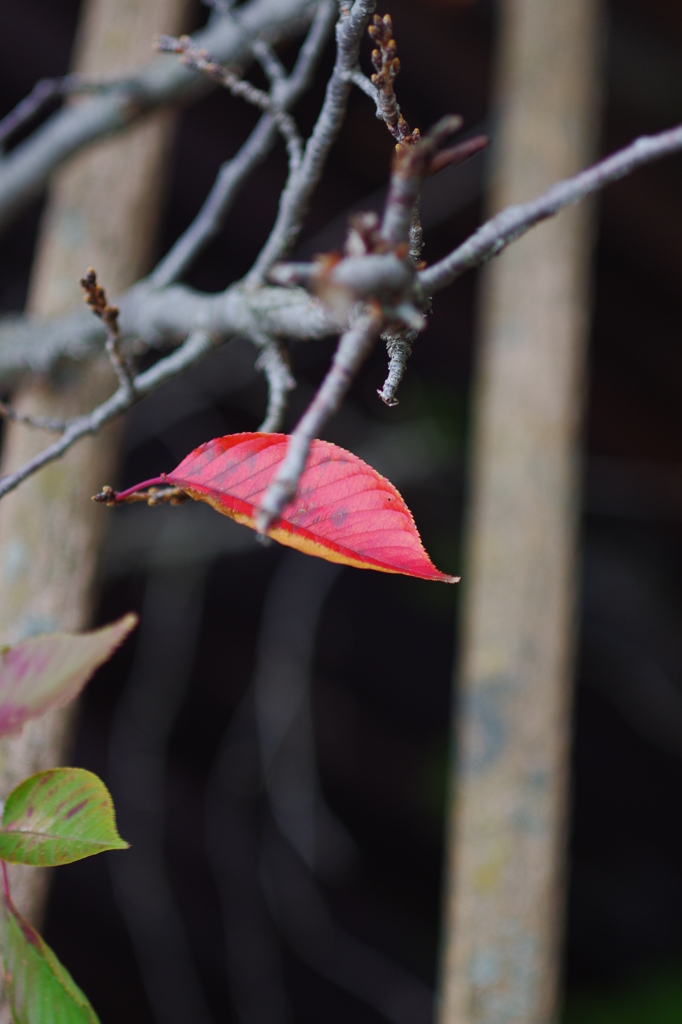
342,67,378,102
151,1,337,289
251,39,288,85
255,308,382,532
0,329,214,501
247,0,377,282
0,0,317,234
256,341,296,433
156,34,303,168
0,401,67,433
376,329,416,407
419,122,682,294
204,0,288,93
0,73,142,150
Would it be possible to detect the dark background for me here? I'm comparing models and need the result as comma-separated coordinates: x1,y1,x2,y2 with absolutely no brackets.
1,1,682,1022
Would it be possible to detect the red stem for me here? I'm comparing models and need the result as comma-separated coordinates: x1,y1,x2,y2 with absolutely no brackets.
113,475,168,501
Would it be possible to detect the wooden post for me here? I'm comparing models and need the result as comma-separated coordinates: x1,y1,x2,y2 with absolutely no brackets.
438,0,602,1021
0,0,191,933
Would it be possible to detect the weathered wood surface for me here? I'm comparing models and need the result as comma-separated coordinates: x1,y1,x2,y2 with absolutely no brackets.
438,0,602,1020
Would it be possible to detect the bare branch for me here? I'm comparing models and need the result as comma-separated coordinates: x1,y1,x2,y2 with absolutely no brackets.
151,117,280,289
285,1,339,97
255,308,382,532
255,340,296,432
419,122,682,295
247,0,377,283
156,34,303,167
373,112,463,404
0,74,144,150
341,67,377,101
251,39,288,86
151,2,337,288
0,277,337,383
0,401,67,433
0,329,214,501
204,0,292,86
376,329,416,407
0,0,318,235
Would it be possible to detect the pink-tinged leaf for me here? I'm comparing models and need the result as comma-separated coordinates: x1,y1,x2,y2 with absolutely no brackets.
0,614,137,739
116,434,458,582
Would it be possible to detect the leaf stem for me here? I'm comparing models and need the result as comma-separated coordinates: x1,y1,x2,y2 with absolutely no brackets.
107,477,169,502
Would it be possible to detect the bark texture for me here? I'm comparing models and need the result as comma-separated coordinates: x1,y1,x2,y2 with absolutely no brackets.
438,0,602,1021
0,0,190,942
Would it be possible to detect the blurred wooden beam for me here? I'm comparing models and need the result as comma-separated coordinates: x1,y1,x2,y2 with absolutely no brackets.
0,0,191,937
438,0,603,1020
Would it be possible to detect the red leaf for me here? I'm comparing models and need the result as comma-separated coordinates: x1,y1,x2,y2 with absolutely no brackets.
116,434,458,583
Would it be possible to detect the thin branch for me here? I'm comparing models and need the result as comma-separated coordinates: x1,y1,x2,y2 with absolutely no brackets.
284,0,338,97
0,329,214,501
251,39,288,86
0,0,317,234
376,329,416,407
0,401,67,433
374,112,462,404
80,267,134,395
203,0,289,88
419,122,682,295
247,0,377,283
368,13,415,149
151,2,337,289
255,341,296,432
0,74,143,150
156,35,303,167
342,67,377,101
255,307,382,532
151,117,282,289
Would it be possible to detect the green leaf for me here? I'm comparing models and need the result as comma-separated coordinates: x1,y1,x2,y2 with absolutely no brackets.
0,886,100,1024
0,613,138,739
0,769,129,867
